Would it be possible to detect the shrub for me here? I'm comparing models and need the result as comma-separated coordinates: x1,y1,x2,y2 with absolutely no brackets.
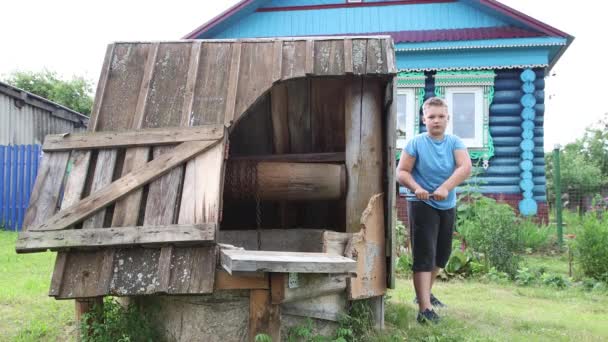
518,219,553,252
396,253,413,275
540,273,570,289
80,297,163,342
571,213,608,281
457,196,522,277
515,267,536,286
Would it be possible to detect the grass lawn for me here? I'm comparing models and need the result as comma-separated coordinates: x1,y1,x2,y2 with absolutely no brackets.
2,229,607,341
379,254,608,341
0,230,74,341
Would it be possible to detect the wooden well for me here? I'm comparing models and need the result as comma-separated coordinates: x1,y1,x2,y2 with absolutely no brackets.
16,37,397,341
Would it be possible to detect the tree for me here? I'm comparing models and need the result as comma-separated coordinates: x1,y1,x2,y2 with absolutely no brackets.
546,114,608,213
3,70,94,116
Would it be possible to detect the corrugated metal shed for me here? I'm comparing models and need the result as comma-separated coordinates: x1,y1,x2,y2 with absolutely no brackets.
0,81,89,145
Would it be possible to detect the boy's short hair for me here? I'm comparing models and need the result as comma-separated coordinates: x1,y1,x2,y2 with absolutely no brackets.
422,97,448,115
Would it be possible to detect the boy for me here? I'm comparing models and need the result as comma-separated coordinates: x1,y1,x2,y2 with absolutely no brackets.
396,97,472,323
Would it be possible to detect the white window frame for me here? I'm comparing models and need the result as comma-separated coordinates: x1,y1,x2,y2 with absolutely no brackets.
396,88,416,150
445,87,484,148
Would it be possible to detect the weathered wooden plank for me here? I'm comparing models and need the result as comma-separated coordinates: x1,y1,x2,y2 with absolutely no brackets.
191,42,232,125
281,41,306,80
323,231,353,256
166,246,217,294
270,273,287,305
96,43,151,132
110,147,149,227
42,125,224,151
386,79,397,289
287,79,311,153
82,150,118,229
178,139,225,225
271,83,290,154
234,42,274,124
383,39,397,74
224,42,242,127
348,193,387,300
272,40,283,83
345,79,384,233
249,290,281,342
283,274,347,304
21,152,70,229
32,140,220,231
344,39,353,74
314,40,344,75
345,78,363,233
281,293,346,322
215,269,269,290
311,79,345,153
49,44,115,298
366,38,386,75
305,40,314,75
180,42,202,125
16,224,216,252
352,40,367,75
221,250,357,274
145,43,202,290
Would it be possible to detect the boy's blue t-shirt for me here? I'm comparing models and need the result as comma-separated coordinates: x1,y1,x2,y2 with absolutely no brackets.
404,133,467,210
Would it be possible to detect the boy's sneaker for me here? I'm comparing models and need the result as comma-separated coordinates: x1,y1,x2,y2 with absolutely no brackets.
413,293,447,308
416,309,440,324
430,293,447,308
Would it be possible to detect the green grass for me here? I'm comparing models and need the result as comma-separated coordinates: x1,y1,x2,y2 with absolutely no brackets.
0,230,74,341
2,229,607,341
381,253,608,342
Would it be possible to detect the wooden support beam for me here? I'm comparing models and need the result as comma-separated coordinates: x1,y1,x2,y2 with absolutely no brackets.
31,139,220,231
249,290,280,342
270,273,286,305
221,250,357,275
16,224,216,253
42,125,224,151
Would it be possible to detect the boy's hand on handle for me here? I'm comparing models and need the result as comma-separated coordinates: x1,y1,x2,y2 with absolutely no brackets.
433,186,449,201
415,188,430,200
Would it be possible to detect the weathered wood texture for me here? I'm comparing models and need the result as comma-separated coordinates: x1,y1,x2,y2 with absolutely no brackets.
16,224,216,253
42,125,224,151
220,229,327,252
282,293,347,322
282,273,347,304
221,249,356,274
385,79,397,289
347,193,387,300
249,290,281,342
345,78,384,233
31,140,219,232
215,270,269,290
224,162,345,201
18,38,395,299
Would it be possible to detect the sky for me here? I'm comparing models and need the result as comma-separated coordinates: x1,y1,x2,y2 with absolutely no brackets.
0,0,602,151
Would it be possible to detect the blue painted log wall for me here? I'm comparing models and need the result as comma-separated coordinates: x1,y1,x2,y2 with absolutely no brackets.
417,69,547,201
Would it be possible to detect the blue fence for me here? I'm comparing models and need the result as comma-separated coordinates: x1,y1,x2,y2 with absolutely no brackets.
0,145,42,231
